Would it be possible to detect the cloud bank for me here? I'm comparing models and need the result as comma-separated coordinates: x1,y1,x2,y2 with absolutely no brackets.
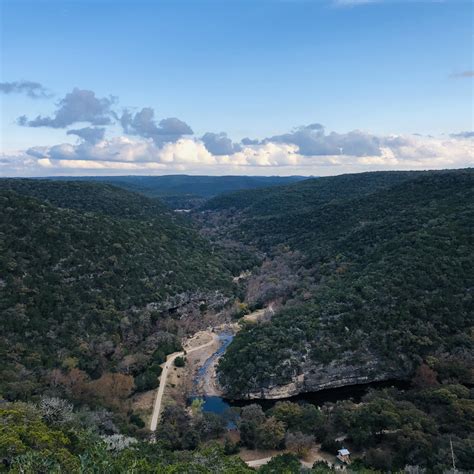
2,85,473,176
6,129,471,177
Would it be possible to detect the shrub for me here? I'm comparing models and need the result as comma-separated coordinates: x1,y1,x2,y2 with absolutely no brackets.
320,438,342,453
129,414,145,428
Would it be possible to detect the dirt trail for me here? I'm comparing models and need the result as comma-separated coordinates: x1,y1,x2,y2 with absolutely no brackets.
241,305,274,323
243,445,338,469
150,305,274,430
149,332,217,431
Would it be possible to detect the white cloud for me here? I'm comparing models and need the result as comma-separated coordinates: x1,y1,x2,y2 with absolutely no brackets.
2,129,473,177
54,160,167,170
19,88,115,128
159,139,216,165
37,158,54,168
230,142,300,167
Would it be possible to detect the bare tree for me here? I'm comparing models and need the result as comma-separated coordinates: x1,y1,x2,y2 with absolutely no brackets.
39,396,73,425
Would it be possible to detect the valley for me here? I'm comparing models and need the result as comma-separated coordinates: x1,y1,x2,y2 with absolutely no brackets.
1,170,473,472
2,0,472,470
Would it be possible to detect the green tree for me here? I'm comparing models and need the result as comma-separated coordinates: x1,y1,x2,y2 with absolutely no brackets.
258,453,301,473
255,417,286,450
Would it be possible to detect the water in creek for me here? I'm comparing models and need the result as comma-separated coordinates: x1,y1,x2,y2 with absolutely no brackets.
194,380,410,417
189,331,238,427
189,331,410,419
193,331,234,389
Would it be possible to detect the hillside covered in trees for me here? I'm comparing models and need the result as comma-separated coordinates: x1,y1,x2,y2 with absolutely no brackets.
2,380,473,472
49,175,307,209
215,170,473,398
1,171,472,472
0,180,244,413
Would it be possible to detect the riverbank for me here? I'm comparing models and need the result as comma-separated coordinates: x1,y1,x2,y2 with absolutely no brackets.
147,303,412,431
193,331,234,396
191,307,273,399
146,306,273,428
149,330,219,430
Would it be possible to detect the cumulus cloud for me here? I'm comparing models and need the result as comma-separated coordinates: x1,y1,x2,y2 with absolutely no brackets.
265,123,394,156
0,80,51,99
361,134,473,167
31,137,214,167
26,147,49,159
450,131,474,139
14,136,299,173
120,107,193,145
0,151,41,175
4,119,473,177
201,132,242,155
18,88,116,128
47,137,154,163
67,127,106,144
241,137,260,146
231,142,300,167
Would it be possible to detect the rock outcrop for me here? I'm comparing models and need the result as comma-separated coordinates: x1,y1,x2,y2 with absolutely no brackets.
228,352,412,400
146,290,230,319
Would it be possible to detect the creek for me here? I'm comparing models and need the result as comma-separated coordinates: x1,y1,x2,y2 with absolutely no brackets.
190,331,410,419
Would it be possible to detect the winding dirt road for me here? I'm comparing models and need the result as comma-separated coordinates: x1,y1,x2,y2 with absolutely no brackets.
149,333,217,431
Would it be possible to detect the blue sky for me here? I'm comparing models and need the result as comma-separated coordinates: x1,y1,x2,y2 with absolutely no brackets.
1,0,473,176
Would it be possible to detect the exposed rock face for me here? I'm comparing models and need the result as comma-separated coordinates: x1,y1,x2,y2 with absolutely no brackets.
146,290,230,318
228,353,412,400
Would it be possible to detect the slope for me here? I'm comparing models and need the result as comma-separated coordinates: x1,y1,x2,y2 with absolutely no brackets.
215,170,474,398
48,175,308,208
0,181,237,404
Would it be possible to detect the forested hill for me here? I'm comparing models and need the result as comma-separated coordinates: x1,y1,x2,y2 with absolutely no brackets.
0,179,170,220
217,169,474,398
0,180,238,403
203,170,424,215
48,175,307,208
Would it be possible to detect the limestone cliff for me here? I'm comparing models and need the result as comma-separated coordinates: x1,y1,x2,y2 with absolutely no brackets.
225,352,412,400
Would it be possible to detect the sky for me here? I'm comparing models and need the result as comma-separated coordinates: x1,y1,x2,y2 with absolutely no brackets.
0,0,473,177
